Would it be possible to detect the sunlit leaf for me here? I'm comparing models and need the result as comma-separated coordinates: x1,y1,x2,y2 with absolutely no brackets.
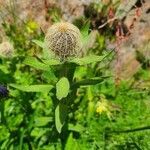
70,55,105,65
55,103,67,133
34,117,53,127
32,39,44,48
65,133,80,150
80,21,90,44
42,59,61,66
9,84,53,93
68,124,84,132
56,77,70,100
24,56,50,70
31,128,47,137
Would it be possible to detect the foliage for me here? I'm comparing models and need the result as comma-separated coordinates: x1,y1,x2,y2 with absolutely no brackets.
0,1,150,150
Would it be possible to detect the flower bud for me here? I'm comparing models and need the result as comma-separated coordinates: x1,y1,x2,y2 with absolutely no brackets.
45,22,82,60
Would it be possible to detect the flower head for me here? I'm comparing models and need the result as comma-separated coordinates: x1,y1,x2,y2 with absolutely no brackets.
0,85,9,99
45,22,82,60
0,41,14,58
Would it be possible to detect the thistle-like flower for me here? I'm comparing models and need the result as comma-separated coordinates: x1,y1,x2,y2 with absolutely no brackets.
0,41,14,58
0,85,9,99
45,22,83,60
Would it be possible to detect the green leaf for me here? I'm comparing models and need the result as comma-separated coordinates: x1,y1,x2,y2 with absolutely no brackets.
56,77,70,100
80,21,90,44
34,117,52,127
71,76,110,88
81,21,90,37
42,70,58,83
42,59,61,66
70,55,105,65
0,127,10,145
9,84,53,93
24,56,50,70
68,124,84,132
32,39,57,60
65,133,80,150
31,128,47,138
32,40,44,48
19,129,26,150
55,103,67,133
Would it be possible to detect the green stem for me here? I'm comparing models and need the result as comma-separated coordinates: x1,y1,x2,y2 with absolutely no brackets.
56,62,77,148
0,100,5,124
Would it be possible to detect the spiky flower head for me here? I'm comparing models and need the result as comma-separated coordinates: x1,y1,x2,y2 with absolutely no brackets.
0,41,14,58
45,22,83,60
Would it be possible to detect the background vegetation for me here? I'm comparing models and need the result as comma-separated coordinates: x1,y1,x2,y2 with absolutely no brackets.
0,0,150,149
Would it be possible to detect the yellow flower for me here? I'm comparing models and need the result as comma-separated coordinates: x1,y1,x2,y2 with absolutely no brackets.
96,100,108,114
96,95,112,119
26,21,38,33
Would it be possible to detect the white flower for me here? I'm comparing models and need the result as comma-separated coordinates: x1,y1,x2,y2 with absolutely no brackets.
0,41,14,58
45,22,83,60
